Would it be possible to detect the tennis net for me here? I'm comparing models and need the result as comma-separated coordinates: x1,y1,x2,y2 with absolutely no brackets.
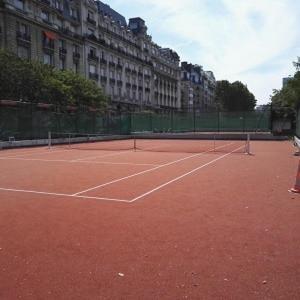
48,132,134,151
48,132,251,154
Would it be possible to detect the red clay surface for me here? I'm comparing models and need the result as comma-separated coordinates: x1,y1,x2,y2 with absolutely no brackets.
0,140,299,299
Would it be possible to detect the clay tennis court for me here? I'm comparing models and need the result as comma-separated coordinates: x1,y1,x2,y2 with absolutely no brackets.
0,139,299,299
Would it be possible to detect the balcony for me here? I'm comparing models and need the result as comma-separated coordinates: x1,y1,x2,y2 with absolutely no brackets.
41,0,51,5
87,17,96,26
88,53,99,62
125,67,131,73
89,73,99,80
100,58,107,64
70,15,80,23
117,63,123,70
73,52,80,60
117,80,123,87
99,38,106,45
109,61,116,68
86,34,98,42
43,41,54,51
59,47,67,57
100,76,107,83
16,31,31,42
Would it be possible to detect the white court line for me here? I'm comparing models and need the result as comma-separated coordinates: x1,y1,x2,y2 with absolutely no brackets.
130,145,244,202
71,150,133,162
0,157,159,167
2,148,72,158
73,142,235,196
0,147,48,157
0,187,130,203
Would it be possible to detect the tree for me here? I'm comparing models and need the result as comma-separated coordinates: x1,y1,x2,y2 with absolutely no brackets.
293,57,300,71
271,71,300,109
0,49,107,109
216,80,257,111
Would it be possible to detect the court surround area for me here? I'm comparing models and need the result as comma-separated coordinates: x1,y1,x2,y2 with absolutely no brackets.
0,137,299,299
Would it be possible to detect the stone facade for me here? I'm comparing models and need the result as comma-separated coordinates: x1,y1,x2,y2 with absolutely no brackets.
181,62,216,112
0,0,181,112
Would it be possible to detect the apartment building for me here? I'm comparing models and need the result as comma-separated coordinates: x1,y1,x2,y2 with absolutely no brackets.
0,0,181,112
181,62,216,112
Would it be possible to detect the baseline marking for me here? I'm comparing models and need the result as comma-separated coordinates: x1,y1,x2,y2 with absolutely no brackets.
0,187,129,203
0,157,159,167
71,150,133,162
130,145,244,202
0,147,48,156
73,142,235,196
2,148,72,158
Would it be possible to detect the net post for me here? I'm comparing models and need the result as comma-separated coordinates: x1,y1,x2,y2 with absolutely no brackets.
48,131,51,149
133,136,136,151
214,133,216,152
246,133,251,154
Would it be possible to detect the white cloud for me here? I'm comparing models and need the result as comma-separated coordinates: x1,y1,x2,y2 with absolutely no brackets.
109,0,300,104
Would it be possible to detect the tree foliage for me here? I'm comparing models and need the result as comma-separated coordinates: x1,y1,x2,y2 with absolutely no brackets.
215,80,257,111
271,71,300,110
0,50,107,109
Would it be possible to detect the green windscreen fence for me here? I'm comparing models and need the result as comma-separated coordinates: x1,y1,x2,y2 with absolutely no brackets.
0,104,271,141
131,110,271,133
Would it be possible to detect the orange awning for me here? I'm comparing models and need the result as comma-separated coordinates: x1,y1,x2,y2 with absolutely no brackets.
44,31,57,40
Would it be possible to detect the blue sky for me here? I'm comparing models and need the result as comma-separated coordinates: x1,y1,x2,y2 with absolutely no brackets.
106,0,300,105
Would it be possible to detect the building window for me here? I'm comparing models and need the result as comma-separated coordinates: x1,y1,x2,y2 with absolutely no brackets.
59,57,65,70
54,0,62,10
17,22,29,35
70,8,78,19
89,47,96,56
59,39,65,49
89,64,96,74
17,45,30,59
42,34,54,49
73,62,79,73
73,44,79,54
100,68,106,76
88,10,94,20
41,10,50,23
15,0,24,10
43,53,53,65
87,28,94,36
56,18,63,28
